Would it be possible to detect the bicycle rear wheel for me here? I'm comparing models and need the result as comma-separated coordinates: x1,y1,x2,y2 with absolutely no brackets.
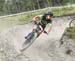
20,32,37,52
69,19,75,27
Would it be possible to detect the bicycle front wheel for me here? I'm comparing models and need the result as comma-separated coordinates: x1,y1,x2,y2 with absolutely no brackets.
20,32,37,52
69,19,75,27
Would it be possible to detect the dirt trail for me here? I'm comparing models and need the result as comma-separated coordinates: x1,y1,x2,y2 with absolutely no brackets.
0,16,71,61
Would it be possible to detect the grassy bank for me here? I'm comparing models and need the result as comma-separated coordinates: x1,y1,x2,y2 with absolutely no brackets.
65,26,75,38
0,6,75,31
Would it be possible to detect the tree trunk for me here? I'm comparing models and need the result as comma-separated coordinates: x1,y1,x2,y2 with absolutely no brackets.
47,0,50,7
37,0,40,9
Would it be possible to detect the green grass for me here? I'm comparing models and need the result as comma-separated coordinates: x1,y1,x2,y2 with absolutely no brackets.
66,27,75,38
0,6,75,31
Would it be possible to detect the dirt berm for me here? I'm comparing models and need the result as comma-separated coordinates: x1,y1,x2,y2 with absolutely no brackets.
0,16,74,61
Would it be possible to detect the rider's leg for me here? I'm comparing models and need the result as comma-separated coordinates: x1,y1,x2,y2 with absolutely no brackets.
25,33,32,39
36,25,45,37
25,25,37,39
37,30,43,37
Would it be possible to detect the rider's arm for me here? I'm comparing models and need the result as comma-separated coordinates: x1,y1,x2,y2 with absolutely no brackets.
48,23,52,33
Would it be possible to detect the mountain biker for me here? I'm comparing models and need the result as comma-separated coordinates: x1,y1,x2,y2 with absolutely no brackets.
25,12,53,39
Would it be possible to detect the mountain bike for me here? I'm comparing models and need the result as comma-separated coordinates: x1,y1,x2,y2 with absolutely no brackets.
20,25,48,52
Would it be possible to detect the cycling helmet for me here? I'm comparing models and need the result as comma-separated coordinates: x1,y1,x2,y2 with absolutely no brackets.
46,12,53,17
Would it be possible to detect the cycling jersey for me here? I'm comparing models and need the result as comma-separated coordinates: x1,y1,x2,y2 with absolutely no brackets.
32,14,52,30
39,13,52,30
39,19,52,30
40,19,52,25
